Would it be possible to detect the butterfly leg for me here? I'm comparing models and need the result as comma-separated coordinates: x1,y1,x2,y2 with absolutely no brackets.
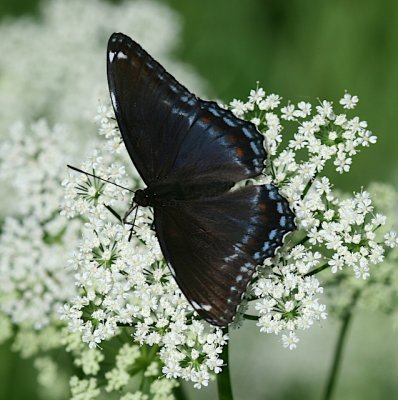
122,202,137,223
147,208,155,231
106,202,139,241
122,204,139,242
104,205,123,222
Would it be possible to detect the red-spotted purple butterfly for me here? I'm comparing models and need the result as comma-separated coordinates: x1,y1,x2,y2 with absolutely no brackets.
107,32,295,327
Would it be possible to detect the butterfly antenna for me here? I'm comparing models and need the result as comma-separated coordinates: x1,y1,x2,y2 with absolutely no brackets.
67,164,134,193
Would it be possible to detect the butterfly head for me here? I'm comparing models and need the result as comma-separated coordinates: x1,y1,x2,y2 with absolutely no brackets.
133,189,151,207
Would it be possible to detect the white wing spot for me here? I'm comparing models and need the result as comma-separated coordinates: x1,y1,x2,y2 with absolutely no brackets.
108,51,116,63
224,254,238,263
191,301,200,309
223,117,236,127
269,229,278,240
209,106,221,117
117,51,128,60
243,127,255,139
240,263,252,273
167,264,176,278
110,91,118,112
191,302,212,312
236,275,243,282
250,141,262,155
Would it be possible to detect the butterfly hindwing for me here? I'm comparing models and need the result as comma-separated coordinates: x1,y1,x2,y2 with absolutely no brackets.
107,32,266,188
154,184,296,326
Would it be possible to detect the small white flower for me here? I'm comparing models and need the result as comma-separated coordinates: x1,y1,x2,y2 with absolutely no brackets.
329,254,344,273
293,101,312,118
281,104,296,120
259,94,281,110
339,92,359,109
334,152,352,173
251,117,261,126
316,100,334,119
70,377,100,400
248,87,266,104
328,131,338,141
230,99,247,116
282,332,299,350
384,231,398,248
356,130,377,147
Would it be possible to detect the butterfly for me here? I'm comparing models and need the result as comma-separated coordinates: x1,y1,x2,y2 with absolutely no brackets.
107,32,296,327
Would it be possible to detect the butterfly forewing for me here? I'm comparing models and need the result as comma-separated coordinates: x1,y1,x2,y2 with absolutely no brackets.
154,184,295,326
107,32,266,187
107,33,199,185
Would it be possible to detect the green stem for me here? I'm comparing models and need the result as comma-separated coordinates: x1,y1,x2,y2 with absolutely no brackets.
296,235,309,247
217,327,234,400
323,290,360,400
302,172,318,199
173,383,189,400
305,262,329,277
243,313,259,321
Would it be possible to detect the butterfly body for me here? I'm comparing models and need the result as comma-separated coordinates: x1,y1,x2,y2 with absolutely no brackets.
107,32,296,326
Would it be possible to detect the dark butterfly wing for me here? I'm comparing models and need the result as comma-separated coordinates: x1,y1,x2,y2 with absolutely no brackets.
108,33,295,326
154,184,295,326
107,32,265,187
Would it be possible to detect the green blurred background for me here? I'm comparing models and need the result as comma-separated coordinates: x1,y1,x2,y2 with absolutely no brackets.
0,0,397,399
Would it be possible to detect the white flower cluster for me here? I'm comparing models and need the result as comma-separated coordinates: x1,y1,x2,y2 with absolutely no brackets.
253,248,326,350
63,87,396,387
324,182,398,322
229,87,395,348
0,0,204,136
0,120,81,329
0,0,209,397
61,107,227,389
64,329,180,399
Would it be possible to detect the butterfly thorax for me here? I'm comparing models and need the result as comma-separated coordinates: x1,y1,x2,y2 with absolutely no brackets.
134,182,233,207
133,186,184,207
133,189,151,207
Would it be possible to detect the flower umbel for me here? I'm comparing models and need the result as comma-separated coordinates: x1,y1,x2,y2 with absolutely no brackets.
0,1,208,397
62,107,228,390
61,87,395,398
229,89,392,345
0,120,81,329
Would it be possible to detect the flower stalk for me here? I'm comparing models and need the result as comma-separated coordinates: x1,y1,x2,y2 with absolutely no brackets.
217,327,234,400
323,289,361,400
173,384,189,400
